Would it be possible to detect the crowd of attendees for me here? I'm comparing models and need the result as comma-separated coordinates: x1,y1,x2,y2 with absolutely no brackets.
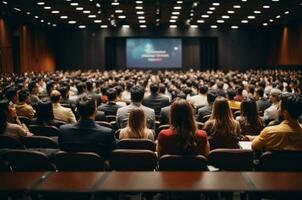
0,69,301,160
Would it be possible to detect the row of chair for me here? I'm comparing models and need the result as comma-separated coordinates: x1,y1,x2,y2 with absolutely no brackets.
1,148,302,172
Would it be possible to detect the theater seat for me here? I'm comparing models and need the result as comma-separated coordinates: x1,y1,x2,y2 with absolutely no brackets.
53,151,105,171
158,154,208,171
28,125,60,137
21,136,58,149
118,139,156,151
110,149,157,171
257,151,302,172
3,150,55,172
0,135,25,149
208,149,253,171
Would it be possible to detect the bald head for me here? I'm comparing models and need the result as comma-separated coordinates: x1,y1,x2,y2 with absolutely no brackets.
50,90,61,103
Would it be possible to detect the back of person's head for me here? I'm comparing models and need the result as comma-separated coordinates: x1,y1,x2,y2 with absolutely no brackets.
77,95,97,119
127,108,147,138
36,101,54,123
100,86,108,95
207,90,218,104
236,86,243,95
210,96,237,135
50,90,61,103
46,81,54,95
199,85,208,95
28,81,37,94
255,87,264,98
5,87,17,102
86,81,93,91
18,90,29,103
107,88,117,101
227,88,236,100
240,97,262,126
0,100,9,134
76,82,86,95
169,99,197,153
280,93,302,120
130,85,145,103
150,83,159,94
159,83,166,94
59,86,69,99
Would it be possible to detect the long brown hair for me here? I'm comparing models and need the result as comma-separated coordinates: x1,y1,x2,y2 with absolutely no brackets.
126,108,149,138
240,97,263,127
209,96,238,135
169,99,197,152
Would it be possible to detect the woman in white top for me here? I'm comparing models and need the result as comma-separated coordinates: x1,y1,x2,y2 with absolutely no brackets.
119,108,154,140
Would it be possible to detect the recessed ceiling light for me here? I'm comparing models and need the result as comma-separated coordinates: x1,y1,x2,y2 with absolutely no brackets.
241,20,248,23
169,25,177,28
52,24,56,27
100,25,108,28
272,0,279,2
26,12,30,15
139,25,147,28
174,6,182,9
122,25,130,28
263,23,268,26
269,19,274,22
94,20,102,23
169,19,176,23
171,16,178,19
190,25,198,28
176,1,183,4
285,11,289,14
40,19,44,22
51,10,60,14
228,10,235,14
234,5,241,8
231,26,239,29
212,2,220,6
96,3,101,7
137,11,144,14
2,1,8,4
34,16,39,19
115,10,123,13
207,11,213,14
276,15,281,18
209,7,215,10
83,10,91,14
60,16,68,19
47,22,51,25
138,16,145,19
37,2,45,5
254,11,261,14
118,15,126,19
139,20,146,23
217,20,224,23
221,15,230,19
79,25,86,29
70,3,78,6
13,8,21,11
76,7,84,10
136,1,143,3
172,12,180,15
201,15,209,18
211,25,218,29
68,21,76,24
242,0,247,2
136,6,143,9
112,2,119,5
197,20,204,23
88,15,96,18
248,16,256,19
43,6,51,9
263,5,270,8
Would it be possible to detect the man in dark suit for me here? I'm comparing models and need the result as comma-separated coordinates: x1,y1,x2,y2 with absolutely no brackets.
98,88,123,116
59,95,117,160
197,90,218,122
143,83,170,116
255,87,271,114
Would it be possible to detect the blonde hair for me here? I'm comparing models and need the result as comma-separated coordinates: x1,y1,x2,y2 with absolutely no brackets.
126,108,149,139
209,96,238,135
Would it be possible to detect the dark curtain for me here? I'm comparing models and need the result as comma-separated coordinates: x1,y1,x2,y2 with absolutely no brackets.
105,38,117,70
200,38,218,70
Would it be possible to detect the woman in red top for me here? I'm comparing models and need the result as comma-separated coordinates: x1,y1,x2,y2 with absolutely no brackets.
156,99,209,157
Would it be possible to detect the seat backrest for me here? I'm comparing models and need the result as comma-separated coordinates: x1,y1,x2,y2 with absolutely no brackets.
18,116,33,126
0,135,25,149
118,139,156,151
105,115,116,122
53,151,104,171
28,125,60,137
0,157,11,172
208,149,254,171
21,136,58,149
257,151,302,172
3,150,55,172
95,121,113,129
158,154,208,171
110,149,157,171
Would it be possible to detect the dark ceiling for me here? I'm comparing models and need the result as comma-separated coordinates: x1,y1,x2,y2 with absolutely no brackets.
1,0,302,29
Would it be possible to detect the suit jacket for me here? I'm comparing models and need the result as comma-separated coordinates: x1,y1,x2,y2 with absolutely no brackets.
53,103,77,123
59,119,117,159
98,102,123,116
142,94,170,116
160,105,171,125
116,102,155,129
15,103,36,119
257,98,271,113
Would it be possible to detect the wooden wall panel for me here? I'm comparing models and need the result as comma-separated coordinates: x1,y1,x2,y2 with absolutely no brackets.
0,19,14,73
